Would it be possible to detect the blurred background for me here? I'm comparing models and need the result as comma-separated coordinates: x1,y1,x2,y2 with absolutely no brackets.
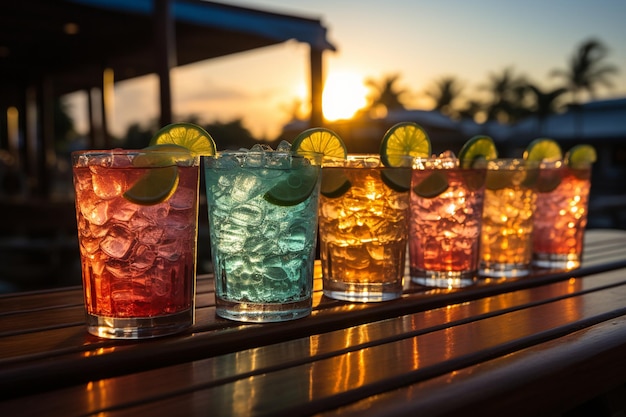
1,0,625,293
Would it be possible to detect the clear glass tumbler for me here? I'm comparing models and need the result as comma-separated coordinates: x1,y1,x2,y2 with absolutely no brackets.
318,154,411,302
72,149,200,339
409,155,486,288
204,149,322,322
479,159,538,278
533,161,592,270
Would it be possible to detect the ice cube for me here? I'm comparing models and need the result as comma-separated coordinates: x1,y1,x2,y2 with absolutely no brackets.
244,237,277,254
214,153,241,169
161,211,191,231
169,186,195,210
138,204,169,221
156,239,181,261
230,174,265,202
110,198,138,222
100,225,134,259
278,224,308,252
80,236,101,255
439,150,457,159
81,198,111,226
217,223,246,254
250,143,274,152
244,151,265,167
139,226,164,244
230,203,264,226
90,166,125,199
267,152,292,169
131,244,157,270
366,243,387,261
276,140,292,152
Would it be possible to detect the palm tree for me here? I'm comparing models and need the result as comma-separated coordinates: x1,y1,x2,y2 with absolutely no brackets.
551,38,618,138
424,76,464,119
457,99,483,122
525,84,568,134
364,74,408,117
479,67,529,123
550,38,619,103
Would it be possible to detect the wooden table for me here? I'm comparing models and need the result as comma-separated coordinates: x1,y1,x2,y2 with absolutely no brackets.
1,229,625,417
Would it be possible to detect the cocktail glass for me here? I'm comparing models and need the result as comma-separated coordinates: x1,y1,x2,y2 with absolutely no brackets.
72,148,200,339
318,154,411,302
409,154,486,288
533,161,591,270
204,145,322,322
479,159,538,278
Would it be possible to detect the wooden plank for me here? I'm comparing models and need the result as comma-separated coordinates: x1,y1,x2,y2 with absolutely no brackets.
0,230,624,408
1,278,625,415
0,287,83,314
317,316,626,417
2,261,624,359
1,255,625,358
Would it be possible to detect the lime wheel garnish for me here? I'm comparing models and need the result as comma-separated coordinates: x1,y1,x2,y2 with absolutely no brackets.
459,135,497,169
291,127,350,198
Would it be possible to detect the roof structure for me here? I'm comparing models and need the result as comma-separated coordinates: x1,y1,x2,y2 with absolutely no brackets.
0,0,335,101
0,0,336,196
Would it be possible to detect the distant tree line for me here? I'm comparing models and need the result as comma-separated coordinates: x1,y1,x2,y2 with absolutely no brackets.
365,38,619,126
55,37,620,150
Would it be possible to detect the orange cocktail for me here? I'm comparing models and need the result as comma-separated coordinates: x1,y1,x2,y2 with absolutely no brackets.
319,155,411,301
479,159,538,277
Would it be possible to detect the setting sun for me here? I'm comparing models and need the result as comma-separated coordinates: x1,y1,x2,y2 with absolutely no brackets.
322,72,368,121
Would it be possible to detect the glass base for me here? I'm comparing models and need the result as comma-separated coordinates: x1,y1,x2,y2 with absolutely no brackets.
479,262,531,278
411,269,476,289
86,309,193,339
216,298,311,322
533,252,581,270
323,279,403,302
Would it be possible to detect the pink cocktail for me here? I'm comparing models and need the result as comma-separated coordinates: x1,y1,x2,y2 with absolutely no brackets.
409,156,486,288
72,149,200,339
533,164,591,270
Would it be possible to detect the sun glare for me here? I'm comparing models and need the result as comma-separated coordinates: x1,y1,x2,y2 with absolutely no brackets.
322,72,368,121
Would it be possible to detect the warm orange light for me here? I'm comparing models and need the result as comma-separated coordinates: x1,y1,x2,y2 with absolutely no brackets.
322,71,368,121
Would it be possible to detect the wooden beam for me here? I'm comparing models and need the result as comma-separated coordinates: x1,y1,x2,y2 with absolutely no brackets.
101,68,114,148
309,47,324,128
155,0,175,128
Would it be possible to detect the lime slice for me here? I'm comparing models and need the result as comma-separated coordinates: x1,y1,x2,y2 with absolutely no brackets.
320,169,352,198
123,144,190,205
523,138,562,162
565,144,597,168
132,144,192,167
381,168,412,192
291,127,347,159
380,122,431,167
123,141,196,206
123,166,179,205
458,135,498,169
534,168,563,192
264,165,320,206
292,128,349,197
524,138,563,191
124,123,213,205
413,171,448,198
150,122,216,157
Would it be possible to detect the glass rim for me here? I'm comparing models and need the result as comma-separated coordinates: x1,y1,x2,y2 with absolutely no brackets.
71,148,195,156
208,150,323,157
322,153,413,168
486,158,542,170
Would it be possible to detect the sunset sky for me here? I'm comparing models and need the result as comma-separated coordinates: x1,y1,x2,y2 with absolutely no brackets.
68,0,626,140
